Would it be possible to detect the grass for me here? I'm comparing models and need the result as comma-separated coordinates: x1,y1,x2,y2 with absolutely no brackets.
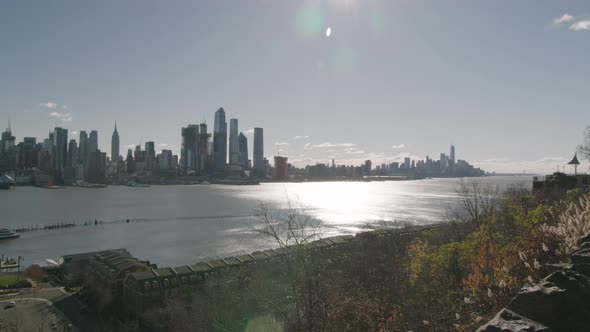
0,275,22,287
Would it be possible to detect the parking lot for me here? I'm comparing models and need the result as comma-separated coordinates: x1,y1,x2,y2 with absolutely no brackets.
0,297,75,331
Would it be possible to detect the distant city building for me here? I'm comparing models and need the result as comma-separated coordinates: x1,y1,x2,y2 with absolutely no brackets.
181,124,199,171
450,144,456,166
213,108,227,172
111,123,120,162
199,122,210,171
67,139,78,167
87,150,107,183
253,128,264,177
89,130,98,154
157,149,174,169
53,127,68,182
79,131,88,165
229,118,240,175
238,132,249,170
273,156,288,180
364,160,372,175
126,149,135,174
145,141,155,171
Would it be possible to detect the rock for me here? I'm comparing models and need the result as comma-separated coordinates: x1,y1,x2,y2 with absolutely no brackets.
570,263,590,278
571,248,590,264
477,309,551,332
577,233,590,247
545,263,571,274
578,241,590,251
506,281,566,327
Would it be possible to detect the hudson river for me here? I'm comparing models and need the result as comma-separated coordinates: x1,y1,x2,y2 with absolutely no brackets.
0,176,531,267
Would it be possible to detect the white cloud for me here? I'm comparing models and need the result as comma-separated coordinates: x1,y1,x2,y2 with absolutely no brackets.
159,143,167,147
345,149,365,155
48,111,73,122
391,144,406,149
274,142,289,146
292,135,310,140
243,128,254,134
553,14,575,25
40,102,58,109
61,105,69,110
570,20,590,31
71,130,78,136
126,144,136,149
311,142,356,148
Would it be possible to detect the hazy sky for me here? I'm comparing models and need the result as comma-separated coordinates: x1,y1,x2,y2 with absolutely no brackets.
1,0,589,173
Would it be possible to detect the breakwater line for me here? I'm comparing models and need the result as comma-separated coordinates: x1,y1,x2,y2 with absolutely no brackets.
3,214,258,234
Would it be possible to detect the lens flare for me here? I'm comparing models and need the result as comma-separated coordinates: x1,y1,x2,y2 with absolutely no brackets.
326,27,332,37
295,4,325,38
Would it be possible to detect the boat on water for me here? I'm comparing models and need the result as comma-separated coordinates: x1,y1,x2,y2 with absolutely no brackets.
0,228,20,240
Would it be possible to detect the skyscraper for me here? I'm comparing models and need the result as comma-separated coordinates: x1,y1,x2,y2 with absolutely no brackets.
450,145,456,165
52,127,68,182
78,131,88,165
199,122,210,171
89,130,98,153
145,141,155,170
181,124,199,171
111,123,120,162
213,107,227,172
67,139,78,167
229,118,240,174
238,132,249,170
253,127,264,177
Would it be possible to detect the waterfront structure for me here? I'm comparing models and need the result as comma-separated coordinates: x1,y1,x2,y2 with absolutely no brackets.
238,132,249,170
181,124,199,171
111,123,120,162
253,128,264,177
273,156,288,179
450,145,456,166
53,127,68,182
213,108,227,173
229,118,240,175
568,153,581,175
87,150,107,182
89,130,98,154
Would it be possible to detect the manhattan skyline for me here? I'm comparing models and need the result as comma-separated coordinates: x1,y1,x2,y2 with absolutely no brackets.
2,1,590,173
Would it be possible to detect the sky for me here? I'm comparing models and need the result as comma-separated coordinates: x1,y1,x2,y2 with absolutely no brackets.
1,0,589,174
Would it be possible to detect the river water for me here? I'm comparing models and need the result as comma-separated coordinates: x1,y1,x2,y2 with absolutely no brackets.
0,176,531,267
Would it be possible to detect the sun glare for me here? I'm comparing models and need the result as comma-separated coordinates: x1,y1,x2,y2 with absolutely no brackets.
326,27,332,37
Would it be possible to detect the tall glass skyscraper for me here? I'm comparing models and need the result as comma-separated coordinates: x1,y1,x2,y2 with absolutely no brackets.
229,118,240,174
181,124,199,171
79,131,88,165
213,107,227,172
238,132,248,170
53,127,68,182
89,130,98,154
253,127,264,177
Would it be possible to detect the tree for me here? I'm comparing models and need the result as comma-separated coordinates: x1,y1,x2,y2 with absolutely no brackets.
578,126,590,159
251,200,324,332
